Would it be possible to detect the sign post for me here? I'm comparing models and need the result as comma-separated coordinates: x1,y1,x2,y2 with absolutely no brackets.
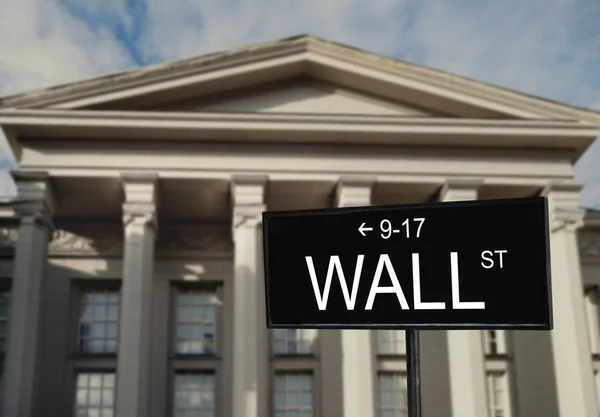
406,330,421,417
262,196,552,417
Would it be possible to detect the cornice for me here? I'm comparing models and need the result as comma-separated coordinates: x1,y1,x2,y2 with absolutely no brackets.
306,40,595,122
0,38,310,110
0,111,596,161
3,109,596,129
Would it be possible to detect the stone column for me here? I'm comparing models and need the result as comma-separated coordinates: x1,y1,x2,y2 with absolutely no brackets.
231,176,268,417
115,173,158,417
2,172,55,417
336,177,375,417
543,182,599,417
439,179,488,417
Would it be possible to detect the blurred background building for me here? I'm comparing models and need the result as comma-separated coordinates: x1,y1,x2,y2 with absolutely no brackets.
0,35,599,417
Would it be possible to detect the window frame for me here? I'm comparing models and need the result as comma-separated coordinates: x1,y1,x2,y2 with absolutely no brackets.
169,282,224,359
373,329,406,417
593,360,600,411
585,286,600,355
0,278,12,358
484,347,516,417
67,365,117,417
375,330,407,357
485,370,512,417
272,328,318,357
375,371,408,417
271,370,318,417
270,325,320,417
483,330,508,357
0,278,10,408
72,370,117,417
69,280,122,358
167,281,224,417
169,369,220,417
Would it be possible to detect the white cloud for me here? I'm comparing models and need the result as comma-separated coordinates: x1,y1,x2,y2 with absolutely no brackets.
135,1,600,110
0,0,134,96
0,0,599,206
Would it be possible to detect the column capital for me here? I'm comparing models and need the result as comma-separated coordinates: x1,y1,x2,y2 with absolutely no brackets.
120,173,158,232
122,203,156,229
438,178,483,202
231,175,267,206
335,176,375,208
11,171,56,233
120,173,159,204
233,206,264,233
231,176,266,234
541,182,585,233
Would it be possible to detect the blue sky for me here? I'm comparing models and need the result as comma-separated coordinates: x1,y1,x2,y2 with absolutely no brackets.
0,0,599,207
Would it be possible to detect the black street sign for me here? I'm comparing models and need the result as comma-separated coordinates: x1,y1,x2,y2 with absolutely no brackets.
262,197,552,330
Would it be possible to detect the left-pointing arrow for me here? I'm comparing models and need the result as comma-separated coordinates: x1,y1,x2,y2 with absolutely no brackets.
358,222,373,237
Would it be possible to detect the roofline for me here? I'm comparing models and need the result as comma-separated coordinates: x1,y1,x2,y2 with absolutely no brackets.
0,34,598,124
0,35,312,109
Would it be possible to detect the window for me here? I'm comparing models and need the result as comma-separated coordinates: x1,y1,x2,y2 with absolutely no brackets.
484,331,512,415
376,372,407,417
484,331,507,356
78,289,120,354
375,334,407,416
585,287,600,354
0,290,10,353
174,289,217,355
273,329,316,355
486,372,510,417
0,368,4,409
594,367,600,411
173,372,215,417
274,373,313,417
74,372,115,417
376,331,406,355
586,288,600,409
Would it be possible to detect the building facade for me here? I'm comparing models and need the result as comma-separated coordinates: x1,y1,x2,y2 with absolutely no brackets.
0,35,599,417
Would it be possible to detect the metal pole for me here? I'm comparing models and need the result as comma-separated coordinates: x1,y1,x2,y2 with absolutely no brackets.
406,329,422,417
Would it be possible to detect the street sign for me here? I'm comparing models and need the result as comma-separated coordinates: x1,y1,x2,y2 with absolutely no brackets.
262,196,552,330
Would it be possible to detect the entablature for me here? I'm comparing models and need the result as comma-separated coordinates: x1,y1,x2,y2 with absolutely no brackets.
1,110,597,162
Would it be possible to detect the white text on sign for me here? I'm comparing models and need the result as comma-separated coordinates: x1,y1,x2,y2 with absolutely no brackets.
481,250,507,269
305,251,507,311
358,218,426,238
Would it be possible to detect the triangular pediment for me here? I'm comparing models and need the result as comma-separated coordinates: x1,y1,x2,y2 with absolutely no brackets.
0,35,598,123
152,78,438,116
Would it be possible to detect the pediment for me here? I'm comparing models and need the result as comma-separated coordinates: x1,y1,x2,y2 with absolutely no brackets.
0,35,598,124
152,79,438,116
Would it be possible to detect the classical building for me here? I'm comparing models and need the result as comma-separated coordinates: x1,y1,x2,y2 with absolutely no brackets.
0,35,598,417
